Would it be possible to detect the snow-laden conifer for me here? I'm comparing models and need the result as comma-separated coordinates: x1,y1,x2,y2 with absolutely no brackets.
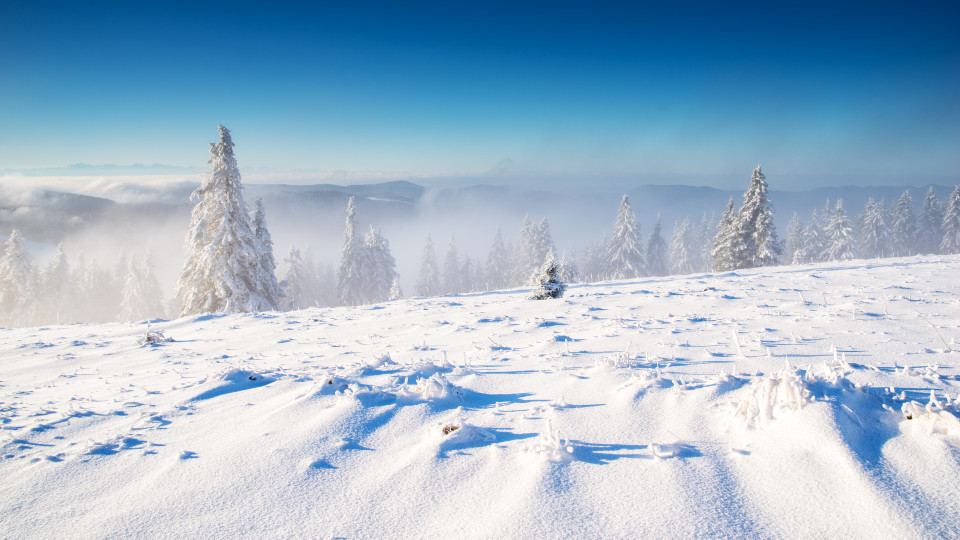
918,187,943,254
177,125,280,315
415,234,441,297
484,228,510,291
607,195,645,279
558,250,580,284
43,243,74,324
888,190,916,257
0,229,40,327
364,226,398,304
712,198,738,271
536,218,556,266
697,213,714,272
940,185,960,254
858,198,887,259
529,253,566,300
581,235,609,282
337,196,367,306
785,212,803,264
821,200,856,261
796,210,825,264
668,219,696,275
734,165,781,268
280,246,309,311
442,235,461,295
646,214,668,276
512,217,539,285
389,276,403,300
118,251,165,322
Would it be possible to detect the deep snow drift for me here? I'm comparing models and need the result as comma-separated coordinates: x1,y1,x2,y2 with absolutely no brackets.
2,257,960,537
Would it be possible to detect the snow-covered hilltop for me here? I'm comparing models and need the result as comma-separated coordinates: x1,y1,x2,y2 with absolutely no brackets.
2,256,960,537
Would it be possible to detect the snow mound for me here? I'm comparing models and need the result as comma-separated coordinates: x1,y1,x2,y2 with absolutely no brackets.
191,368,274,401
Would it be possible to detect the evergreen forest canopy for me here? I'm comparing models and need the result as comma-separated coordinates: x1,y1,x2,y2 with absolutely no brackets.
2,126,960,327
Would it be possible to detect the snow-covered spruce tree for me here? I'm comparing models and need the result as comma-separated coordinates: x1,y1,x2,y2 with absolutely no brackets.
415,234,441,297
607,195,645,279
484,227,510,291
280,246,309,311
941,185,960,254
177,125,280,315
796,209,825,264
337,196,367,306
734,165,781,268
0,229,40,327
462,255,478,293
581,235,609,282
512,216,539,286
42,243,75,324
711,198,738,271
646,214,668,276
785,212,803,264
536,218,556,267
558,249,580,284
389,275,403,300
697,213,714,272
822,200,856,261
888,190,916,257
442,234,461,294
918,187,943,255
77,258,119,323
529,253,566,300
857,198,887,259
118,252,165,322
364,226,398,304
668,219,696,275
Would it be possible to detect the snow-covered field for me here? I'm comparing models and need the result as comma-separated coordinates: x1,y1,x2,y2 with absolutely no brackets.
3,256,960,538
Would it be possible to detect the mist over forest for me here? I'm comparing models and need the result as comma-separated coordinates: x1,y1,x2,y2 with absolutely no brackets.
1,172,957,311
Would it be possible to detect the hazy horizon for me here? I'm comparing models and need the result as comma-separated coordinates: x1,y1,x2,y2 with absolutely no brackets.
1,2,957,189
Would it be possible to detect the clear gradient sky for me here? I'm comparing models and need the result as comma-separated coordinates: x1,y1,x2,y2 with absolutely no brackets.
1,1,958,188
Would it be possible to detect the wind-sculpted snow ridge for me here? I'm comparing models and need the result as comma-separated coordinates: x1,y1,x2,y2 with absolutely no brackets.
2,256,960,538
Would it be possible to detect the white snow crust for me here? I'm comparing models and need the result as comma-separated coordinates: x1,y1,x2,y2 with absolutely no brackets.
2,256,960,537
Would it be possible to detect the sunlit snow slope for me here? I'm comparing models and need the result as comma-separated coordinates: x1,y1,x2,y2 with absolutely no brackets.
2,257,960,538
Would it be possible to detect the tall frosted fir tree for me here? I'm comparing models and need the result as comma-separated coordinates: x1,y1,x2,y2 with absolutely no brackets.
646,214,668,276
337,196,367,306
364,226,398,303
735,165,781,268
512,216,539,286
941,185,960,254
415,234,441,297
822,200,856,261
0,229,40,327
917,187,943,255
668,219,696,275
858,198,887,259
484,227,510,291
177,125,280,315
443,234,461,294
607,195,645,279
888,190,916,257
712,198,738,271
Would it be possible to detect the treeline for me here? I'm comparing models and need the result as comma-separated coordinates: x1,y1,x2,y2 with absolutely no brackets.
4,127,960,328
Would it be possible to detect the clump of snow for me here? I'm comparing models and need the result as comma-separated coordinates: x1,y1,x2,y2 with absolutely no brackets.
729,365,816,428
137,329,173,345
901,392,960,439
522,419,574,462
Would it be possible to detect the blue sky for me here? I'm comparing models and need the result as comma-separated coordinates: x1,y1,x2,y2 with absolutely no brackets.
1,1,958,188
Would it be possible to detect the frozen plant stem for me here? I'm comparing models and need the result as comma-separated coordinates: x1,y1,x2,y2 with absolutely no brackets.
917,313,952,352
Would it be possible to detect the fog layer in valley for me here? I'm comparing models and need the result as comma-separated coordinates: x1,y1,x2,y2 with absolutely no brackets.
1,170,957,326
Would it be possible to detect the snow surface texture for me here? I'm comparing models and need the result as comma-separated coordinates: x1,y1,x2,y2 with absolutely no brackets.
2,256,960,538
